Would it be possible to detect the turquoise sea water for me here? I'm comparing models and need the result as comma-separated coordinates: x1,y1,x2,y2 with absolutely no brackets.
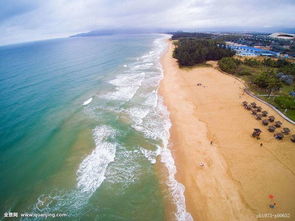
0,34,191,221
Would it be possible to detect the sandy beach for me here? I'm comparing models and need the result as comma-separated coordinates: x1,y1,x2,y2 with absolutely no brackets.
160,40,295,221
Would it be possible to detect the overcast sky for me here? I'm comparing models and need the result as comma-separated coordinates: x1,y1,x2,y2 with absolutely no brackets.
1,0,295,45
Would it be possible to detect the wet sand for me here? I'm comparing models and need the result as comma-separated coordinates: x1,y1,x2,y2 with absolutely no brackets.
160,40,295,221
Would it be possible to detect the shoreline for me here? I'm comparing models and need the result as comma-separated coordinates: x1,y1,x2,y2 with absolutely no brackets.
159,40,295,220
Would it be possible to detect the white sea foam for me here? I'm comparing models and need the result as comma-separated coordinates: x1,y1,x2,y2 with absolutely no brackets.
76,125,116,193
139,146,161,164
143,91,158,107
109,72,145,87
103,34,192,221
157,98,193,221
81,34,192,220
28,126,117,219
134,35,193,221
102,72,145,102
82,97,93,106
125,107,150,125
157,36,193,220
105,150,143,187
103,85,140,101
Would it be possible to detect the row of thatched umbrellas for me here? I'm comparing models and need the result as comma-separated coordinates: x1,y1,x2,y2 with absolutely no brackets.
242,101,295,142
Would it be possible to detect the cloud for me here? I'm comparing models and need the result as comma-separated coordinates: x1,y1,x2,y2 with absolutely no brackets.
0,0,295,45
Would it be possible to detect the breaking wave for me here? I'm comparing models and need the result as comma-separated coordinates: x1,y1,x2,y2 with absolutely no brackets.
76,125,117,193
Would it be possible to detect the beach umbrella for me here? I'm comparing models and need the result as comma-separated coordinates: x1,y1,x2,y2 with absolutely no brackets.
274,121,282,128
262,119,269,126
256,114,263,120
290,135,295,143
256,106,262,112
251,110,257,115
268,126,276,132
252,128,262,138
251,102,257,108
242,101,248,107
282,128,290,135
274,133,284,140
262,111,268,117
245,104,252,110
268,116,275,122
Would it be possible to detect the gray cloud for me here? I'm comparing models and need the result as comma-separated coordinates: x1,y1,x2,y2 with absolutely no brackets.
0,0,294,45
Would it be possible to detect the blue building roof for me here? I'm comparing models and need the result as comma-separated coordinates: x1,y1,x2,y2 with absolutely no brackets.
227,45,279,57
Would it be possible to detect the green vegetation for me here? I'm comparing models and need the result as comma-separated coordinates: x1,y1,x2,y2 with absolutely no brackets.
218,57,295,120
252,71,282,96
218,57,240,74
171,32,214,40
274,96,295,110
173,38,235,66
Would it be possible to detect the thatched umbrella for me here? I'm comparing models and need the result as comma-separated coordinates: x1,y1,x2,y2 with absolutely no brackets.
268,126,276,132
274,133,284,140
261,111,268,117
252,128,262,138
250,102,257,108
251,110,257,115
256,114,263,120
245,105,251,110
274,121,282,128
268,116,275,122
256,106,262,112
242,101,248,107
291,135,295,143
282,128,291,135
262,119,269,126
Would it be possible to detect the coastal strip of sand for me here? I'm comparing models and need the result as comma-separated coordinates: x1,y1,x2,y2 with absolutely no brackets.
159,40,295,221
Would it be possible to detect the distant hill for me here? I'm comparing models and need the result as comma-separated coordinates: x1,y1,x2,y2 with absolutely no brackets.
70,29,169,37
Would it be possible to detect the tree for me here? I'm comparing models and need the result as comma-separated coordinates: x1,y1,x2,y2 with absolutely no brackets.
253,71,282,96
173,38,235,66
262,58,277,67
244,58,260,67
218,57,239,74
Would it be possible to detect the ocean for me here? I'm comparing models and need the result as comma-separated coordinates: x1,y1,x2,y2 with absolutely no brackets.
0,34,191,220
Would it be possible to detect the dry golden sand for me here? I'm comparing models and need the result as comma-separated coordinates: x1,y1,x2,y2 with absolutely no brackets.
160,41,295,221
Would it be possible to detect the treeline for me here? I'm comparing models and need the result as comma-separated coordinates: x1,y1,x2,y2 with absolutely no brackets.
171,32,214,40
218,57,295,76
173,38,235,66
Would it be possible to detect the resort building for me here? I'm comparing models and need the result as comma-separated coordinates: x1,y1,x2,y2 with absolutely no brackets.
226,44,280,57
